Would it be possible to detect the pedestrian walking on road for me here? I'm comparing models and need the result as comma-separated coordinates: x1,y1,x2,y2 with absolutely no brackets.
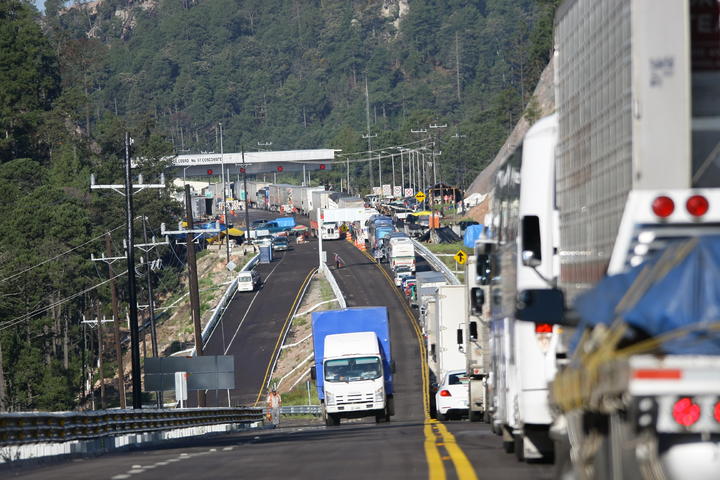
266,388,282,426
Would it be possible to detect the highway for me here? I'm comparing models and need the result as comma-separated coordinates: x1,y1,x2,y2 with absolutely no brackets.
201,209,317,407
7,226,552,480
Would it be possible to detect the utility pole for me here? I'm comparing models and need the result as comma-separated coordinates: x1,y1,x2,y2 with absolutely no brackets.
105,234,125,408
123,135,141,409
219,123,230,264
346,157,350,194
399,148,406,194
82,314,114,409
391,153,396,197
96,304,105,409
364,75,376,190
455,32,462,103
90,133,165,409
185,184,205,407
429,124,447,186
242,147,251,245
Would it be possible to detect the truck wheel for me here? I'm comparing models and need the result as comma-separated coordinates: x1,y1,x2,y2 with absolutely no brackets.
387,396,395,417
326,413,340,426
503,439,514,454
375,412,387,423
514,434,525,462
437,412,447,422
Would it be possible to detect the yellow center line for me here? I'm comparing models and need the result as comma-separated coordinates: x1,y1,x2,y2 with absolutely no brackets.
254,267,317,406
363,248,478,480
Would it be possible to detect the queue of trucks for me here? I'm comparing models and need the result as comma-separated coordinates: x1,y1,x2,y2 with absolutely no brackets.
449,1,720,478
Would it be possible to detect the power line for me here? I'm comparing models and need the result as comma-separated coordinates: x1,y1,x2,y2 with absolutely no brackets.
0,270,128,331
0,225,124,284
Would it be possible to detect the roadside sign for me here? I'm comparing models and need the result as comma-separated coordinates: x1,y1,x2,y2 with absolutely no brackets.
454,250,468,265
393,186,402,197
404,188,414,197
415,191,426,202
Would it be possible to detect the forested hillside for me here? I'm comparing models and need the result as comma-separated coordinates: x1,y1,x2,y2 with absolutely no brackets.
0,0,557,411
52,0,557,189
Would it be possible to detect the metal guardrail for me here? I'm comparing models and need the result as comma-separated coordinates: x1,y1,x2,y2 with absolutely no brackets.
0,407,263,447
200,253,260,346
320,262,347,308
411,239,461,285
262,405,320,415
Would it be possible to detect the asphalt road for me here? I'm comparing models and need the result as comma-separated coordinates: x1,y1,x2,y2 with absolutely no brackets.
200,209,318,407
8,227,552,480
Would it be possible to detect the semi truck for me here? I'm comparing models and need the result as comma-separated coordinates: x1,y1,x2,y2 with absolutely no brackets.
387,236,416,272
484,113,561,461
312,307,395,426
509,1,720,478
367,216,394,250
464,250,492,423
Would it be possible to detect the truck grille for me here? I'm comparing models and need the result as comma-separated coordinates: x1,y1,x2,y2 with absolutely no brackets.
336,392,374,404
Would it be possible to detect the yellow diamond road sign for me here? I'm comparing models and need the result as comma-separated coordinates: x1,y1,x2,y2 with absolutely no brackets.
415,191,426,202
454,250,467,264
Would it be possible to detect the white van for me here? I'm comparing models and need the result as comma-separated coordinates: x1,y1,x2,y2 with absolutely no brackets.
237,270,261,292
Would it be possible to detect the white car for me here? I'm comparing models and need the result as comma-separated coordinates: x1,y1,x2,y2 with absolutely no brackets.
237,270,261,292
434,370,469,421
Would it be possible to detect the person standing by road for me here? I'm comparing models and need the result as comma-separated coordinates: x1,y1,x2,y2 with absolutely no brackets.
266,388,282,426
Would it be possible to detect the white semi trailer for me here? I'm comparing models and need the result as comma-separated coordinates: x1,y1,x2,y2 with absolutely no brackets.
511,1,720,478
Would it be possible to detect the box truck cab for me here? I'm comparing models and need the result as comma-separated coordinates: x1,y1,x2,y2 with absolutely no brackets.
312,307,394,426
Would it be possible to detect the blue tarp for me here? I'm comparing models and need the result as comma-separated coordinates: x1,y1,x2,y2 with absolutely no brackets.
311,307,392,400
573,235,720,355
463,224,485,248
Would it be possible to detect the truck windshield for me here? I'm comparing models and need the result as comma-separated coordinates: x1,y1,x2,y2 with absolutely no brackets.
324,357,382,382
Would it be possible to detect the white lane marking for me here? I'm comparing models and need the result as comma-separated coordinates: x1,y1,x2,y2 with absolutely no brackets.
222,446,233,451
111,475,130,480
128,469,145,474
132,465,142,469
156,462,169,466
209,448,217,452
224,256,285,354
179,453,189,457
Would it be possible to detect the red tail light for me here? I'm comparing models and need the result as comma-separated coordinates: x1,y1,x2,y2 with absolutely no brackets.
686,195,709,217
714,401,720,423
535,323,553,334
672,397,701,427
439,390,452,397
652,196,675,218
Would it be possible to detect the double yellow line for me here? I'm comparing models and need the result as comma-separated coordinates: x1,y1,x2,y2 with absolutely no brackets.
254,267,317,406
363,250,478,480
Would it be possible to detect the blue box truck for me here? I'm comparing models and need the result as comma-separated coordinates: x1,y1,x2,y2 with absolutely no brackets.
312,307,394,426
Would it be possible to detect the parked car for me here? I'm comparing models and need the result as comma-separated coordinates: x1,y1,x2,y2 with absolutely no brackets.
237,269,261,292
272,237,290,251
434,370,469,421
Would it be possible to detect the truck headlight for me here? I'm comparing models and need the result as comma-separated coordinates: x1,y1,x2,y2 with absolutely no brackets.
374,387,384,402
326,391,335,405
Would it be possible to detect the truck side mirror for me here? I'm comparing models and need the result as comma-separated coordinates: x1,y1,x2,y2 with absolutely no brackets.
469,321,478,340
471,287,484,314
310,368,317,380
515,288,573,326
456,328,463,345
521,216,542,267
